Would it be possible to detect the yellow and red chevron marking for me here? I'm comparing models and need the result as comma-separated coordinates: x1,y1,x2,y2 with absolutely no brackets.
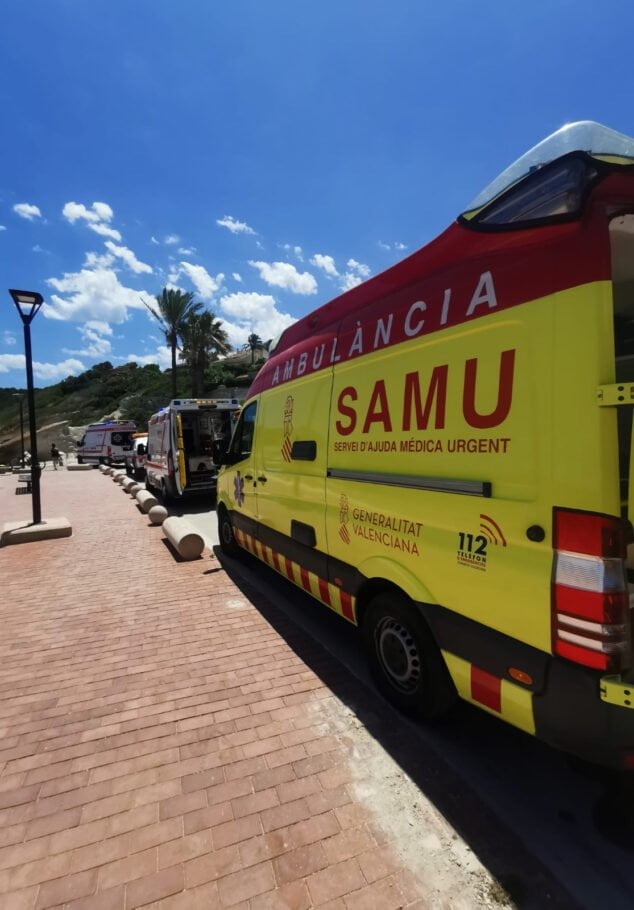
281,436,292,462
234,528,356,624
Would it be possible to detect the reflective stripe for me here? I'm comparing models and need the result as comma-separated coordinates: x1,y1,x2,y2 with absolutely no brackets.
236,529,356,623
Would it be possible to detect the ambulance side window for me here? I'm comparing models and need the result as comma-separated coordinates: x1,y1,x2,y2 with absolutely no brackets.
230,402,257,462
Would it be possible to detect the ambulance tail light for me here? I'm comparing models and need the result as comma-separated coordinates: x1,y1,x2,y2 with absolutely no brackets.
553,509,631,673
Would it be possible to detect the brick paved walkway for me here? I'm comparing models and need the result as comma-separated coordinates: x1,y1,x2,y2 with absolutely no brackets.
0,469,509,909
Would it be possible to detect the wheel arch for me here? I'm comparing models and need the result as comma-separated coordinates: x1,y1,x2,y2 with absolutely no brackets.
353,556,437,629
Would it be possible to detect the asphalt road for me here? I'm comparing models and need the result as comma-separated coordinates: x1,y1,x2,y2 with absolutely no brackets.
173,498,634,909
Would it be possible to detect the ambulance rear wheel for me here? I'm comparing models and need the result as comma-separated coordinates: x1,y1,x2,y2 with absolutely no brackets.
363,593,456,720
218,506,240,557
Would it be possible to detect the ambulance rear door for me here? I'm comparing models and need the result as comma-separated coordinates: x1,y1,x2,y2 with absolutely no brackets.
173,412,187,495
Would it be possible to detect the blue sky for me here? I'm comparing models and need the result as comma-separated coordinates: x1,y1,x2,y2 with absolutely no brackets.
1,0,634,386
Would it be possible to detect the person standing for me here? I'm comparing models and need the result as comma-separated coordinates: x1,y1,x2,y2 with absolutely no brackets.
50,443,61,470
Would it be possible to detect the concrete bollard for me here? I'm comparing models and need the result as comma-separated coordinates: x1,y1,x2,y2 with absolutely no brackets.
105,467,114,475
122,478,136,491
129,483,143,496
66,464,92,471
148,505,168,526
99,465,108,473
114,473,127,484
136,489,158,513
162,517,205,560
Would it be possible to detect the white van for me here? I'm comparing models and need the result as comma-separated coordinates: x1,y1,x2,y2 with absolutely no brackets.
124,434,149,479
76,420,137,466
145,398,240,500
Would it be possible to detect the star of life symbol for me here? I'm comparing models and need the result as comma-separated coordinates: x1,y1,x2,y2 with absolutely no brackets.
339,493,350,544
234,471,245,507
281,395,294,462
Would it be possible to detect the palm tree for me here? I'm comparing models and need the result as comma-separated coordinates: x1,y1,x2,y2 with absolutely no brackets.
181,311,232,397
143,288,202,399
245,333,263,365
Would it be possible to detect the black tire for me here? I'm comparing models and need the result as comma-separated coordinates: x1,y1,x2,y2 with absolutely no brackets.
162,477,179,505
217,506,241,557
362,591,457,720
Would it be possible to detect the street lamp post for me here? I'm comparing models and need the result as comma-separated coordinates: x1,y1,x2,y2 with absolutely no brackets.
9,289,43,525
12,393,26,468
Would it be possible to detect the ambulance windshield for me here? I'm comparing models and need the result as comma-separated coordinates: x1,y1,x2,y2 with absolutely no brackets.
466,121,634,213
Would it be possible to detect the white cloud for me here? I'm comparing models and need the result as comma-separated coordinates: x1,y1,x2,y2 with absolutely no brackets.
151,236,160,245
84,320,112,336
0,225,6,231
2,331,16,345
177,247,196,256
218,292,295,348
378,240,407,251
279,243,303,262
338,258,371,292
63,323,112,358
92,202,114,222
0,354,24,371
127,345,172,369
44,267,149,324
249,260,317,295
34,358,85,381
13,203,41,221
63,201,121,241
62,201,113,224
164,234,180,245
172,262,224,300
339,272,364,291
216,215,256,235
32,244,49,254
232,273,242,283
104,241,152,274
310,254,339,277
347,258,371,277
0,353,85,380
63,202,99,224
84,251,115,269
88,223,122,242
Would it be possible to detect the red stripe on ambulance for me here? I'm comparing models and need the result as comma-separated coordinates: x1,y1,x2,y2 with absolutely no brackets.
471,666,501,712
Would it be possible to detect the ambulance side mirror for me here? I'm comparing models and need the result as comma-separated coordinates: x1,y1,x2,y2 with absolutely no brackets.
137,444,146,456
220,452,238,467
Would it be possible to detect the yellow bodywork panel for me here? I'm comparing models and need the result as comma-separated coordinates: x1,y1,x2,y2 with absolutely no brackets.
219,280,620,670
600,675,634,709
443,651,536,735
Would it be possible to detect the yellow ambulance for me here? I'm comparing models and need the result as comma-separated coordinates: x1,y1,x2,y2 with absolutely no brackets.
217,121,634,768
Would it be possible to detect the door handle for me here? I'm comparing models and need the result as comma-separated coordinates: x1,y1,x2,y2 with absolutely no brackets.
244,474,254,481
257,476,267,483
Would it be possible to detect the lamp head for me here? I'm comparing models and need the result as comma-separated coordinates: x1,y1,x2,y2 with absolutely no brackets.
9,289,44,324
